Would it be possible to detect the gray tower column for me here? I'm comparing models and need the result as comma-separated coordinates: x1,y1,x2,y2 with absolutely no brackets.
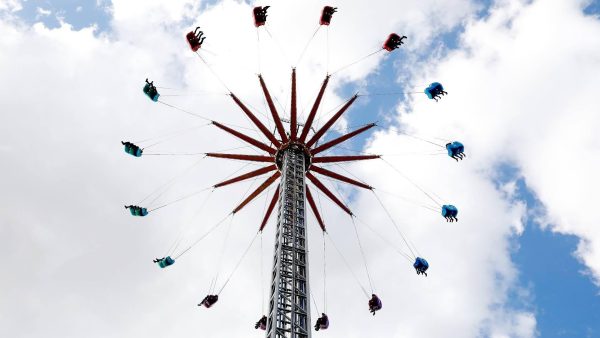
266,146,311,338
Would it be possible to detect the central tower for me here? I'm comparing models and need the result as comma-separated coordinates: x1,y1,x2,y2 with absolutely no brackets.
267,146,311,338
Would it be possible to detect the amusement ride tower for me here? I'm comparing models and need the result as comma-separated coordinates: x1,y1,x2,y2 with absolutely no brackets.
203,70,377,337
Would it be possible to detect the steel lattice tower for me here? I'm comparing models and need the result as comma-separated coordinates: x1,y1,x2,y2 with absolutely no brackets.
267,146,311,338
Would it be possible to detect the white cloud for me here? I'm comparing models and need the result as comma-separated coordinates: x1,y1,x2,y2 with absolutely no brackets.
5,0,599,336
0,0,22,13
487,311,538,338
36,7,51,18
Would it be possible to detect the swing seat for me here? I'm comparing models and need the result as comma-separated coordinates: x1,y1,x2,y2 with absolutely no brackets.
453,142,464,153
158,256,175,268
429,82,443,91
253,6,268,27
186,31,202,52
446,142,464,156
369,295,382,312
143,83,160,102
202,295,219,308
124,144,143,157
255,316,267,330
129,207,148,217
441,205,458,217
424,87,434,99
425,82,444,99
320,6,336,26
383,33,401,52
413,257,429,272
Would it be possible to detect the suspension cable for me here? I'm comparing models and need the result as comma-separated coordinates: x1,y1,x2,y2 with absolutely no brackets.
296,24,321,66
138,157,205,205
359,91,423,97
173,212,233,259
354,216,413,263
330,49,383,76
320,145,372,157
325,232,370,299
274,95,288,118
256,28,262,74
351,217,375,293
375,188,440,213
217,231,260,295
141,133,201,151
312,99,347,132
265,27,292,68
143,152,206,156
141,148,253,206
260,231,265,314
333,163,368,185
212,215,236,293
207,276,215,295
381,158,443,207
244,100,274,131
371,191,419,259
133,123,211,145
148,186,212,212
195,52,232,93
159,93,226,97
326,26,330,74
157,100,212,121
323,231,327,313
381,151,447,157
310,288,321,315
321,165,422,260
165,189,215,257
383,127,446,149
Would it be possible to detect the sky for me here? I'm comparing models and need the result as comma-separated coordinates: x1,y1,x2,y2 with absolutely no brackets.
1,0,600,337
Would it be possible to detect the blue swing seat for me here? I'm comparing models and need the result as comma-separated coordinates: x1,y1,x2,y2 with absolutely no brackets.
158,256,175,268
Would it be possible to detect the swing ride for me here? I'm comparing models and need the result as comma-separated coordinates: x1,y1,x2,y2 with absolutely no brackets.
123,4,466,337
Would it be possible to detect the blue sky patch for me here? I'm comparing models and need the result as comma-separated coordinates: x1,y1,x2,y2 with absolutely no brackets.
584,0,600,16
11,0,111,32
495,168,600,337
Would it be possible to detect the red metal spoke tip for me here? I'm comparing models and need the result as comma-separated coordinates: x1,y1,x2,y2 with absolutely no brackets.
259,75,288,143
306,186,326,231
310,165,372,190
230,93,281,147
213,121,277,155
214,164,277,188
311,123,376,155
206,153,275,163
233,171,281,214
259,186,280,231
299,75,330,143
312,155,380,163
306,172,352,215
306,94,358,148
290,69,298,141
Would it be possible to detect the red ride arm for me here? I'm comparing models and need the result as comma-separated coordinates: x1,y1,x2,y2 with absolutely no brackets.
306,172,352,215
233,171,281,214
306,186,326,231
259,187,280,231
